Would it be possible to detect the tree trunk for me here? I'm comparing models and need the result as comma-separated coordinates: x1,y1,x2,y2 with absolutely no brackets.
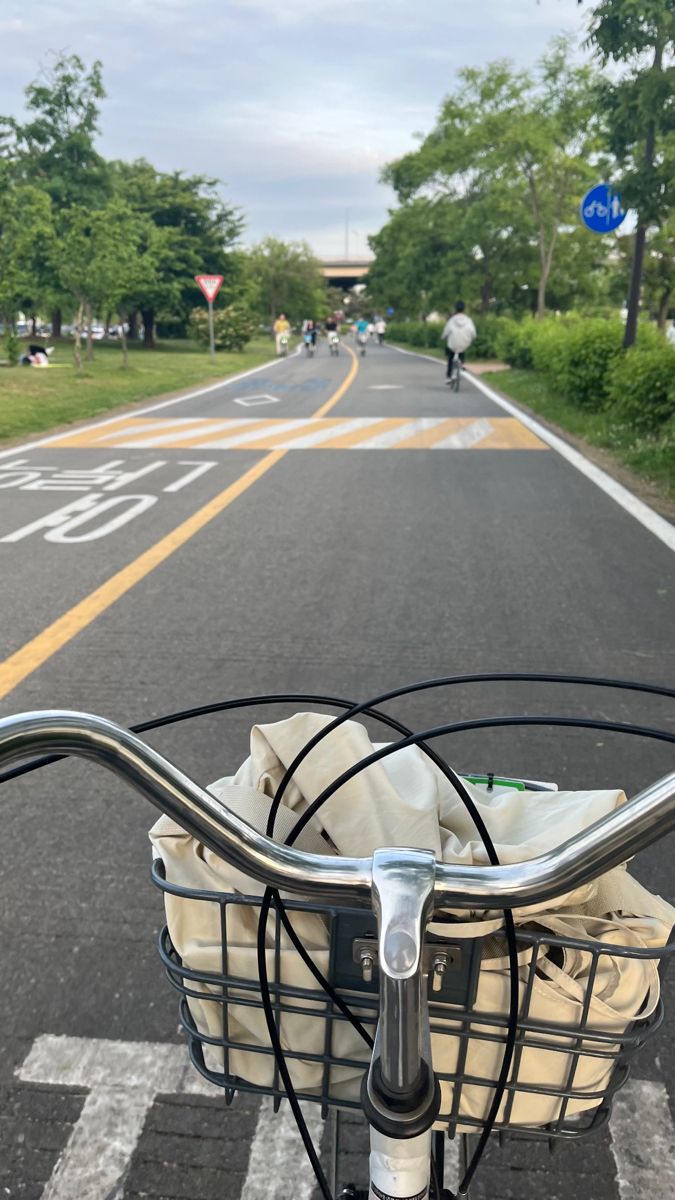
120,317,129,369
657,288,671,332
480,275,492,315
51,308,62,339
624,224,647,349
624,42,662,349
30,314,37,336
104,311,112,338
73,303,83,371
85,302,94,362
141,308,155,348
128,310,138,341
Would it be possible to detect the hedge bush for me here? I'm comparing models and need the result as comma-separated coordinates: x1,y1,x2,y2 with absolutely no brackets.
388,315,507,358
188,304,257,352
495,319,539,369
551,320,624,410
607,344,675,433
387,321,444,349
502,317,623,411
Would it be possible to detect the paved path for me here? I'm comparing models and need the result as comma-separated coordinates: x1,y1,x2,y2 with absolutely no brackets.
0,338,673,1199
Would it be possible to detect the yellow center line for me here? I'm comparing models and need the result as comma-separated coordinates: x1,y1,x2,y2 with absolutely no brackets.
0,348,359,701
312,345,358,416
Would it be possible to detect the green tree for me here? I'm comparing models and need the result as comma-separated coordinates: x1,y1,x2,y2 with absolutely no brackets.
111,160,244,346
87,201,160,367
378,40,600,318
247,237,327,324
2,53,109,335
586,1,675,345
0,170,54,333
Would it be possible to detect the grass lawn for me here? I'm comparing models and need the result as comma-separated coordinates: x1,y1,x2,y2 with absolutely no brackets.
0,336,277,444
492,368,675,504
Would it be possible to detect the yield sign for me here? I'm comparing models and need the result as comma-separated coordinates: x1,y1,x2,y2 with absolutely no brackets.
195,274,224,302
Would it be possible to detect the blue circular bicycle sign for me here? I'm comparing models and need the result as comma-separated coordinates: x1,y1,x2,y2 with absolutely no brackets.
580,184,626,233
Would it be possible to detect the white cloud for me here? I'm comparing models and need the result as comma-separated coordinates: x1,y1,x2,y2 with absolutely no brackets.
0,0,592,252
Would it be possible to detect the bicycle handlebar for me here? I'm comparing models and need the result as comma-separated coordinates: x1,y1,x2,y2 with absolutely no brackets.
1,710,674,909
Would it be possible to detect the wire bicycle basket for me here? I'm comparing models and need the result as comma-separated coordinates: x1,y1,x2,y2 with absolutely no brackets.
152,857,674,1143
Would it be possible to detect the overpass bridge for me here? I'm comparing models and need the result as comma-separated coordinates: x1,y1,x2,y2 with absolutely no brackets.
319,258,372,289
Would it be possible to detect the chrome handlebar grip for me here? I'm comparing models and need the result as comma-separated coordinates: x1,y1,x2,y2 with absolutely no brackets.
0,711,674,910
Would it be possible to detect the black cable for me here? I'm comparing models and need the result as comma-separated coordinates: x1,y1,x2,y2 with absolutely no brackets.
0,692,417,786
3,672,673,789
284,715,675,849
256,887,334,1200
265,673,675,838
4,681,673,1195
276,899,373,1049
268,710,675,1197
257,704,523,1200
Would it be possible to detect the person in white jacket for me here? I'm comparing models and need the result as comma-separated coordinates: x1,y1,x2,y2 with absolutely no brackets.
441,301,477,384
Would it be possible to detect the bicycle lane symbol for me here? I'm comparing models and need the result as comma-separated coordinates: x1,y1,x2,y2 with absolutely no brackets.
0,459,217,544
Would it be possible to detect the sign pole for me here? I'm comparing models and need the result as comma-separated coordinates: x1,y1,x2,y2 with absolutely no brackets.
208,299,215,359
194,275,224,358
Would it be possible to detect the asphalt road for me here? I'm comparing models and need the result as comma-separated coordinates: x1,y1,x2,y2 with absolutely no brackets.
1,338,674,1200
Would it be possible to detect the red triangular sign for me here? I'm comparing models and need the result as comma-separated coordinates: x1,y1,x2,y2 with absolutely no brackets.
195,274,224,302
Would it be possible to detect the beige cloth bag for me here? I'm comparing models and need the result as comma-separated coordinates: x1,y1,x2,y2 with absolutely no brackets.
150,713,674,1129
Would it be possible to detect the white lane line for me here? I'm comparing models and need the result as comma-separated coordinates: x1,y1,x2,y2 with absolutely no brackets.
357,418,440,448
610,1078,675,1200
0,352,292,462
391,344,675,553
368,384,403,391
18,1034,220,1200
242,1096,325,1200
432,417,494,448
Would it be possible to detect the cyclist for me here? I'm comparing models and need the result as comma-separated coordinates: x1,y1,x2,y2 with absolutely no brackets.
273,313,291,356
441,300,476,385
325,314,338,337
302,318,318,348
353,316,369,354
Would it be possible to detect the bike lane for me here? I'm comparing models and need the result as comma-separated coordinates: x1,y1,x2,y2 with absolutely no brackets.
0,338,674,1200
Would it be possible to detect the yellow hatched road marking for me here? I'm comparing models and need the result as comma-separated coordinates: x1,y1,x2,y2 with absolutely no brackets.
48,415,548,451
475,422,548,450
394,417,481,449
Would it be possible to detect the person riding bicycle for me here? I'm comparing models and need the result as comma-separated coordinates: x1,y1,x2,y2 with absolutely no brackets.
273,313,290,356
354,317,369,339
325,315,338,337
442,301,476,384
302,318,318,347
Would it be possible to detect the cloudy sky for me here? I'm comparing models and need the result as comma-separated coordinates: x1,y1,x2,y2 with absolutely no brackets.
0,1,593,258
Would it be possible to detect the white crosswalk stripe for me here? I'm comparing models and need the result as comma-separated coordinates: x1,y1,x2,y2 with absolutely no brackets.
15,1035,675,1200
